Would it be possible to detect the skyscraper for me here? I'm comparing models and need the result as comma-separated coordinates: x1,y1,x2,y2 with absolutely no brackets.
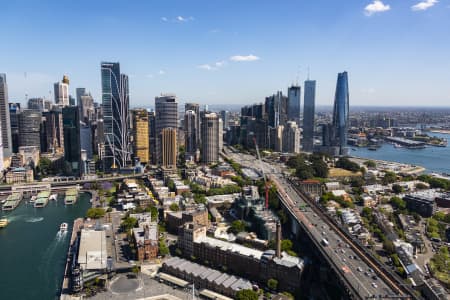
332,71,349,155
265,91,288,128
62,106,81,176
184,110,197,157
201,112,220,164
9,103,20,153
0,74,12,157
302,80,316,152
42,109,64,153
148,111,157,165
76,88,94,123
54,75,70,107
161,127,177,169
132,109,149,164
220,110,228,129
101,62,131,170
155,95,178,164
283,121,301,154
18,110,42,148
185,103,201,147
287,85,301,126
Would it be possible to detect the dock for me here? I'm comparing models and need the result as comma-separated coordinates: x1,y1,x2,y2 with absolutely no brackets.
64,188,78,205
34,191,51,208
2,192,23,211
385,136,426,149
60,218,83,299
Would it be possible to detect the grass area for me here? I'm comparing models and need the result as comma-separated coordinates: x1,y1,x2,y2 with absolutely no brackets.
429,247,450,286
328,168,360,178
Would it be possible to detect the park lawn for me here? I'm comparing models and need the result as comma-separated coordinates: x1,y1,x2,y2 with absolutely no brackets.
329,168,360,178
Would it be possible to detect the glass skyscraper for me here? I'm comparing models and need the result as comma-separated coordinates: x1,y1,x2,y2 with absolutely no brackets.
101,62,130,170
287,85,301,126
0,74,12,157
63,106,81,176
332,71,349,155
302,80,316,152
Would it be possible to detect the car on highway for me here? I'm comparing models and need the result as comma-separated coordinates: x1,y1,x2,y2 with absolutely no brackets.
357,267,363,272
371,282,378,288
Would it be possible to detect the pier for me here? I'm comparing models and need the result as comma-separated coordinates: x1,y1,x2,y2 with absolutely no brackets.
385,136,426,148
60,218,83,299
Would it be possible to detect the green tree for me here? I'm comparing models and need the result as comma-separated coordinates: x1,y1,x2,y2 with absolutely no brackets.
383,240,396,255
235,289,258,300
121,217,138,231
228,220,246,234
169,203,180,212
382,171,397,185
335,157,360,172
267,278,278,290
281,239,293,252
390,196,406,210
159,239,169,256
86,207,106,219
415,182,428,190
38,157,53,176
392,184,404,194
364,160,376,168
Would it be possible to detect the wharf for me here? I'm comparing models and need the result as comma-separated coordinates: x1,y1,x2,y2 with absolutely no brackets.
34,191,51,208
2,192,23,211
384,136,426,148
60,218,83,299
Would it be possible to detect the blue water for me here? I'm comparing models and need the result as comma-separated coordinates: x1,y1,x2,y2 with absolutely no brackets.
352,133,450,174
0,193,91,300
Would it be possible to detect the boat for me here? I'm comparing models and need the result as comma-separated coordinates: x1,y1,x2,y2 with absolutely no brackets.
394,143,403,148
368,145,378,151
2,192,24,211
0,218,8,228
60,222,68,232
64,188,78,205
34,191,50,208
49,194,58,201
29,195,37,203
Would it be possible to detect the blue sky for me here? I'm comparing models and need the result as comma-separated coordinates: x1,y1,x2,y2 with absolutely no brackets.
1,0,449,107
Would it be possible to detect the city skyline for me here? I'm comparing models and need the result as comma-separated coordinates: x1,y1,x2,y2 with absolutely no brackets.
1,0,449,107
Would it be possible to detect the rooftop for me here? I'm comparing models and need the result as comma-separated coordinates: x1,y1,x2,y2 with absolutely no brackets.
77,229,107,270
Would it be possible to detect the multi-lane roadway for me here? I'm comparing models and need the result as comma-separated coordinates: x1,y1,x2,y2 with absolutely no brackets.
224,148,412,299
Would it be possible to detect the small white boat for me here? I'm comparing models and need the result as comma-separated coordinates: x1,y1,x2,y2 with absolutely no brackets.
60,222,68,232
29,195,37,203
49,194,58,201
394,143,403,148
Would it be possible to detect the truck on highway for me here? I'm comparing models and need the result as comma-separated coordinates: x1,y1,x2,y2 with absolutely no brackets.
321,238,329,246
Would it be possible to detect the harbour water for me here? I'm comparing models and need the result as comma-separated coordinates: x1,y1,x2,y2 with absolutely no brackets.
352,133,450,174
0,192,91,300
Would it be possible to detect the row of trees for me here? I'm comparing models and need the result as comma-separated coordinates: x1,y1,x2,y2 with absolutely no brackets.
286,153,329,180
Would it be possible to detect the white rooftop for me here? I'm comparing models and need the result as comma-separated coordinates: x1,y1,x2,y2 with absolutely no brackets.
77,229,107,270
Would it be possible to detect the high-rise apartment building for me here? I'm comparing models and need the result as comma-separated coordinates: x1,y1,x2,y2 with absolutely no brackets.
332,72,349,155
132,109,149,164
302,80,316,152
155,95,178,164
62,106,81,176
101,62,131,170
0,74,12,157
18,110,42,148
220,110,228,129
161,127,177,169
283,121,301,154
54,75,70,107
184,110,197,157
185,103,201,147
287,85,301,126
201,113,220,164
265,91,288,128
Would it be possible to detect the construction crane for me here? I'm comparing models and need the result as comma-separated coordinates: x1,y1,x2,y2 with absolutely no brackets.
253,137,270,209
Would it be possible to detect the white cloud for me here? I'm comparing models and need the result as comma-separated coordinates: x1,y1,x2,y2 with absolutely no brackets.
229,54,260,62
364,1,391,16
197,61,226,71
176,16,194,22
411,0,438,11
215,61,226,67
161,17,168,22
198,64,213,70
158,70,165,75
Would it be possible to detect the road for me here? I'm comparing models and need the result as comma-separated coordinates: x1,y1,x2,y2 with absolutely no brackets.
224,148,409,299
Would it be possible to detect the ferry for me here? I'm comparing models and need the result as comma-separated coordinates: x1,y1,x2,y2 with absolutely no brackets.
60,222,68,233
0,218,8,228
29,195,37,203
64,188,78,205
2,192,24,211
49,194,58,201
394,143,403,148
34,191,50,208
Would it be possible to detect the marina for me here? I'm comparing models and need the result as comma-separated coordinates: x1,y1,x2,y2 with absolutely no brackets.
64,188,78,205
2,192,24,211
34,191,51,208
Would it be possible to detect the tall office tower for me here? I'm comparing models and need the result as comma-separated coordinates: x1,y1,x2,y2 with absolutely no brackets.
132,109,149,164
148,111,157,165
62,106,81,176
54,75,70,107
302,80,316,152
101,62,131,170
0,74,12,157
79,93,94,123
69,95,76,106
161,127,177,169
0,128,3,171
218,118,223,153
287,85,301,126
220,110,228,129
155,95,178,164
201,112,220,164
265,91,288,128
9,103,21,153
28,98,45,111
283,121,301,154
332,71,350,155
80,124,93,159
42,109,64,153
275,125,284,152
184,110,197,157
76,88,86,105
185,103,201,147
18,110,42,148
